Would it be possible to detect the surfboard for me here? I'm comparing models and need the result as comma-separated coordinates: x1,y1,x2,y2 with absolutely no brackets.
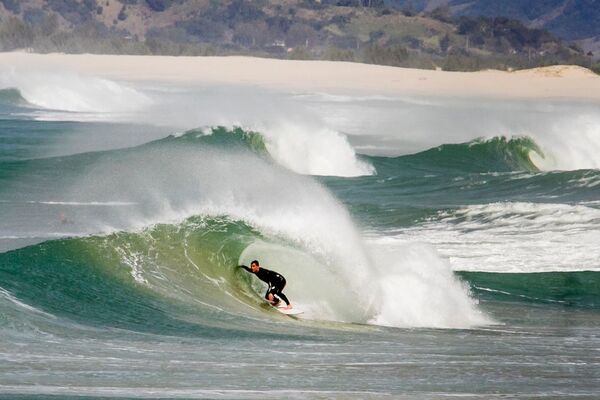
275,306,304,316
264,300,304,316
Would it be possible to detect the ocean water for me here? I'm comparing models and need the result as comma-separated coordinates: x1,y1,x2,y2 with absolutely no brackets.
0,70,599,399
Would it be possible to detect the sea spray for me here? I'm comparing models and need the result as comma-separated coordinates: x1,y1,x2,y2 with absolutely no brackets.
367,240,491,328
0,70,151,113
0,74,375,177
527,113,600,170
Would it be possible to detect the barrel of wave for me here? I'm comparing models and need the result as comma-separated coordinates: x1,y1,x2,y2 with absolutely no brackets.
239,241,373,322
240,240,492,329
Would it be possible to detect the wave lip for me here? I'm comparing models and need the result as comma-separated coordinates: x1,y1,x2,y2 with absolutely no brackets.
261,122,375,177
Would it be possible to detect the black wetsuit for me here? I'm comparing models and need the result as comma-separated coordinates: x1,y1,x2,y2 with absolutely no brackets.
240,265,290,306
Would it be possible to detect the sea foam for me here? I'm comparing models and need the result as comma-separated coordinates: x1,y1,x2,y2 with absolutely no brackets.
398,202,600,273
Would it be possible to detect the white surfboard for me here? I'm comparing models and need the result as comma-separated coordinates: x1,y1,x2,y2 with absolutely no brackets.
264,300,304,316
275,306,304,316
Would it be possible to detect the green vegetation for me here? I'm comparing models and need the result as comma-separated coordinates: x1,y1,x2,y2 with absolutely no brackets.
0,0,598,73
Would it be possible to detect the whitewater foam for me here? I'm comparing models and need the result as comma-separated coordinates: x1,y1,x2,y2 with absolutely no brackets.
526,114,600,171
398,202,600,273
366,240,492,328
258,122,374,177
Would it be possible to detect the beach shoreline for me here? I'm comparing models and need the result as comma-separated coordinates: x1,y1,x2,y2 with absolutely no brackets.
1,52,599,100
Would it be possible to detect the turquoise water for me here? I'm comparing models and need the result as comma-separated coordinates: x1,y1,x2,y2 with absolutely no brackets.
0,82,599,398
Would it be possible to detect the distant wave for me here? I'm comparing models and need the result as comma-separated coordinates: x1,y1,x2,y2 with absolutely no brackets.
370,136,543,175
158,126,374,177
459,271,600,309
0,72,151,113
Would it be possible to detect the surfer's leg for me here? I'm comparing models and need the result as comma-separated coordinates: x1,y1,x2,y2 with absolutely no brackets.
272,281,290,306
265,286,279,304
276,291,290,306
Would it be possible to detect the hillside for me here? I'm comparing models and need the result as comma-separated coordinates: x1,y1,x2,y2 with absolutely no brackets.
0,0,596,73
384,0,600,43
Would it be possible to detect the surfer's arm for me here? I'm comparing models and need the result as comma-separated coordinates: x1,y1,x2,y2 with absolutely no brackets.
238,265,251,272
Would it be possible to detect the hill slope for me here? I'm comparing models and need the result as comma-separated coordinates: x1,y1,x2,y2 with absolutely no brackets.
385,0,600,41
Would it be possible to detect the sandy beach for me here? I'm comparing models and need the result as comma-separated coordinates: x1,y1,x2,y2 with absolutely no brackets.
1,52,599,100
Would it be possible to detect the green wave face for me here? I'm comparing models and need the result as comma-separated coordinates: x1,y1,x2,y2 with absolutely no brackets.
371,136,544,176
0,216,311,336
0,208,377,334
459,271,600,309
156,126,269,155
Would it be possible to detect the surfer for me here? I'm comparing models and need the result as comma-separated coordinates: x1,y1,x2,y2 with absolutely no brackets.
239,260,292,309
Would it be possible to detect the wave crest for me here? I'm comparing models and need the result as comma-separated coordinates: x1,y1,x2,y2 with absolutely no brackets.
161,125,374,177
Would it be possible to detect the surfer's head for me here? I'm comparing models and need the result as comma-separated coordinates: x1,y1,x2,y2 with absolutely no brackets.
250,260,260,272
